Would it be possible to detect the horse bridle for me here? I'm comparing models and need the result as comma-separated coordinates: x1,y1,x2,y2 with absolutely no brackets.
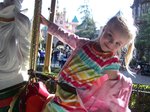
0,17,15,22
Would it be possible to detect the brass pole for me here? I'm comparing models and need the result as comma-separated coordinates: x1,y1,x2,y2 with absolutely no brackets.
29,0,42,70
43,0,57,73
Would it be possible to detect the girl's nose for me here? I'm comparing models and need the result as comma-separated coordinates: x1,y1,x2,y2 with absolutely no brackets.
108,41,116,50
109,39,114,43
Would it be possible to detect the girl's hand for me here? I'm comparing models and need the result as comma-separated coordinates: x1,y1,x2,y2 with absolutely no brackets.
40,14,49,26
104,70,119,80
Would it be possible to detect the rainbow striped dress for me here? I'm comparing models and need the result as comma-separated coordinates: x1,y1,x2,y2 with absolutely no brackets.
43,22,121,112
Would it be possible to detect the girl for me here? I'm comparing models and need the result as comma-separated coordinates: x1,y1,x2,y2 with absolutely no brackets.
40,15,137,112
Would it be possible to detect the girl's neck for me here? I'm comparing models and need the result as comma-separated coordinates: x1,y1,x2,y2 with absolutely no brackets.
93,42,108,53
91,42,114,58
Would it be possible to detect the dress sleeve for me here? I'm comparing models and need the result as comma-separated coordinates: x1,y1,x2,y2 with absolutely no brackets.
47,21,89,50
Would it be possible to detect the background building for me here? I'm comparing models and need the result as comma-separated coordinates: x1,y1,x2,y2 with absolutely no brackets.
131,0,150,24
41,3,79,49
131,0,150,64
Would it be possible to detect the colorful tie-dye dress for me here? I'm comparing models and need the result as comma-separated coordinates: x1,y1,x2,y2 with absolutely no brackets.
43,22,132,112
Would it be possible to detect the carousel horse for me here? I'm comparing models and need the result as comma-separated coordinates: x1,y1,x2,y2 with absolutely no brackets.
0,0,51,112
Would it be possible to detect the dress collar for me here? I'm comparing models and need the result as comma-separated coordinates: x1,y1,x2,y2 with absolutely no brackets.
91,42,114,59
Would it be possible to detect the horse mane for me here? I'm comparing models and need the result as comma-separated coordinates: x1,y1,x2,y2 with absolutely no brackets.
0,0,31,89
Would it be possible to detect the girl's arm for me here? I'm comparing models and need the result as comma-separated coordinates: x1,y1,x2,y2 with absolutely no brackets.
40,15,88,50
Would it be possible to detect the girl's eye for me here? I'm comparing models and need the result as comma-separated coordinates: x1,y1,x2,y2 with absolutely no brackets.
108,33,112,38
107,33,113,42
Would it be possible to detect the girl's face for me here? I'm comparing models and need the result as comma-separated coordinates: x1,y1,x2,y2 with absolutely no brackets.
98,27,129,53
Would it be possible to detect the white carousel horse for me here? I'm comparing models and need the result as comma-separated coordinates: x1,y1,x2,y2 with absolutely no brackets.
0,0,31,111
0,0,30,90
0,1,51,112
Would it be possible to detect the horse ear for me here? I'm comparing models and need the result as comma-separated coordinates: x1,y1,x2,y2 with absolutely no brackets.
3,0,23,11
3,0,23,5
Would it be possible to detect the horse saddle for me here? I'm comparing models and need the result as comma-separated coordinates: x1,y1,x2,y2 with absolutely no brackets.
19,81,50,112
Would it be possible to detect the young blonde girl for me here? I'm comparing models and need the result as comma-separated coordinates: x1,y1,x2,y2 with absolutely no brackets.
40,15,137,112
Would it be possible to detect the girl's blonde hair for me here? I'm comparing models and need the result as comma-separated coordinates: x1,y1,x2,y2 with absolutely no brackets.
106,15,137,74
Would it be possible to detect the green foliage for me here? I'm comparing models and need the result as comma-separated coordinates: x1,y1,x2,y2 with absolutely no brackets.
78,4,91,20
51,67,61,74
135,39,150,49
138,12,150,37
75,1,97,40
130,84,150,112
136,12,150,43
76,18,97,39
133,83,150,91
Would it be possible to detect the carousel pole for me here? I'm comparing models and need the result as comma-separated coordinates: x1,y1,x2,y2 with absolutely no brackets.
29,0,42,70
43,0,57,73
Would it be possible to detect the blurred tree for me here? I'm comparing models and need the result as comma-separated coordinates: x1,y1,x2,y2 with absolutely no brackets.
75,0,97,40
135,12,150,63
